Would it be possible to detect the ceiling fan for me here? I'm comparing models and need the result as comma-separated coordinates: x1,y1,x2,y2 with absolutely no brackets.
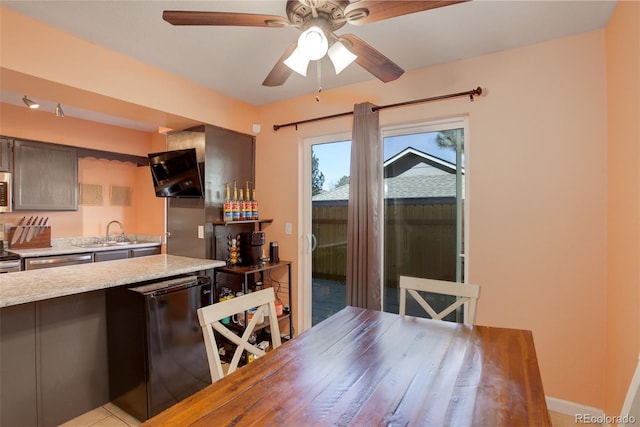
163,0,466,87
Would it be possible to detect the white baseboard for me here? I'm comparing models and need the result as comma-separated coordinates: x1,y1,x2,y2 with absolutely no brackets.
546,396,609,426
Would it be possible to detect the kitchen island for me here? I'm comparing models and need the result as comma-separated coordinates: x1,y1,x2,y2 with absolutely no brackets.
0,255,225,427
0,254,224,307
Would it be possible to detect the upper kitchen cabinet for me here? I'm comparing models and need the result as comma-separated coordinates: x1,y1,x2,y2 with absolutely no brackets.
13,139,78,211
0,137,11,172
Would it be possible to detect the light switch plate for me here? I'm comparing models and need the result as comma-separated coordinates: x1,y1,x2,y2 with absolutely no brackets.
198,225,204,239
285,222,292,235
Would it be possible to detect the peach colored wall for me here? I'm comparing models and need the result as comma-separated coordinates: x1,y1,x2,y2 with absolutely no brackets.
255,31,608,408
0,102,164,238
0,6,258,135
605,1,640,416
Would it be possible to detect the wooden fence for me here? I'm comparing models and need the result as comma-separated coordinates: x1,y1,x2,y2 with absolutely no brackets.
312,198,459,288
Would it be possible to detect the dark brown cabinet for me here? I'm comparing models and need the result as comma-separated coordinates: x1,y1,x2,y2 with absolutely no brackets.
0,303,38,427
0,136,11,172
94,249,129,262
130,246,161,257
13,139,78,211
0,292,109,427
94,246,161,262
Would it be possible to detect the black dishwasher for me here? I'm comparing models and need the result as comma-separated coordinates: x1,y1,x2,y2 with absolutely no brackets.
105,275,212,421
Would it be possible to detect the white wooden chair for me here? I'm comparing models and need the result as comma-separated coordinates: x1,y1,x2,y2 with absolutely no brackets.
621,354,640,426
399,276,480,325
197,287,282,383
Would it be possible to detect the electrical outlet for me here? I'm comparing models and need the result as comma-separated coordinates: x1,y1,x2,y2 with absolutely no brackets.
285,222,292,235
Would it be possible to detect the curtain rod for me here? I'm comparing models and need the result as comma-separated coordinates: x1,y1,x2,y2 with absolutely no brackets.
272,86,482,132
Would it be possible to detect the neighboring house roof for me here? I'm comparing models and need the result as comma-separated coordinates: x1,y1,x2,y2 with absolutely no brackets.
383,147,463,178
313,147,463,202
313,174,461,201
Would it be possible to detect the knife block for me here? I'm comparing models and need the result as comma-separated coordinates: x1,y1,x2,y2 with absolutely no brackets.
8,226,51,249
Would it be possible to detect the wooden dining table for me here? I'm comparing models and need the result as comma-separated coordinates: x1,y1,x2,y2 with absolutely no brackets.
143,306,550,426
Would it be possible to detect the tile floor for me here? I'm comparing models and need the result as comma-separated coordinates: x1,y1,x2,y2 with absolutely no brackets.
60,403,140,427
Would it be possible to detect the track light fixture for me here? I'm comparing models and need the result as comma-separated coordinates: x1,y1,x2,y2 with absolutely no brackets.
55,103,65,117
22,96,39,109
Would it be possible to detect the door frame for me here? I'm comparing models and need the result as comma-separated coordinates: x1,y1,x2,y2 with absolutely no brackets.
298,117,470,330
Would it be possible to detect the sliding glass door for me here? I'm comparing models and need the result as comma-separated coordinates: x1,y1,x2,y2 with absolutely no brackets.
382,119,467,319
301,119,467,328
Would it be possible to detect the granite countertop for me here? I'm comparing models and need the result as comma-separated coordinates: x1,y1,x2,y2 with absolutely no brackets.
0,254,225,308
8,234,162,258
10,241,161,258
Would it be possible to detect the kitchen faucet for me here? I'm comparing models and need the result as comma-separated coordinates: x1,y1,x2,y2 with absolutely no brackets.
106,220,124,242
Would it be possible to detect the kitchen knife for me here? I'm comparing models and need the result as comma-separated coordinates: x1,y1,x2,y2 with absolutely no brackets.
19,216,34,244
25,216,41,242
10,216,26,245
35,217,49,237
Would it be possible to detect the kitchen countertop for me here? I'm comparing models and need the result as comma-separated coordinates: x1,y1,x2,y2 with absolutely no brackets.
0,254,225,308
9,240,161,258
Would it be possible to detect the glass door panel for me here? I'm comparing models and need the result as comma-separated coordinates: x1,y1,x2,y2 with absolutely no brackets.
382,123,465,321
310,140,351,325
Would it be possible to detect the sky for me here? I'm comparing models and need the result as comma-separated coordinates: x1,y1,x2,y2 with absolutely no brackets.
312,131,462,191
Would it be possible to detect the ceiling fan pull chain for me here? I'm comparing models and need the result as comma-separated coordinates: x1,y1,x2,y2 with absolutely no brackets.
316,61,322,102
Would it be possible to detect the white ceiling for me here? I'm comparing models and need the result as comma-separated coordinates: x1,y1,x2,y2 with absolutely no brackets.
0,0,617,127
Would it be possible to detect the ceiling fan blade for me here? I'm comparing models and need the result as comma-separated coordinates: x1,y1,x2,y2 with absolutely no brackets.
163,11,289,27
345,1,468,25
262,43,298,87
341,34,404,83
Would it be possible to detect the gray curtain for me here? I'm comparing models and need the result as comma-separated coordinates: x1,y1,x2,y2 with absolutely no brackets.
346,102,382,310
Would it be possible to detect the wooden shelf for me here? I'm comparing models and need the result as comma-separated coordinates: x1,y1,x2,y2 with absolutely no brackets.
216,260,290,275
212,219,273,226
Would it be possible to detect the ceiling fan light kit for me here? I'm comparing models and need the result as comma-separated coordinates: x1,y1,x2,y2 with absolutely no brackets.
283,48,310,76
297,26,328,60
328,41,357,74
163,0,468,87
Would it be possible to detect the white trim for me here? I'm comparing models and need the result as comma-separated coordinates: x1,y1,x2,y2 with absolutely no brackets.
546,396,609,426
620,353,640,427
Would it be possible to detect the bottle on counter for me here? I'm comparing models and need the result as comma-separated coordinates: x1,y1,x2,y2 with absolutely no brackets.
243,181,252,221
231,181,240,221
238,189,245,221
223,182,233,223
251,187,259,220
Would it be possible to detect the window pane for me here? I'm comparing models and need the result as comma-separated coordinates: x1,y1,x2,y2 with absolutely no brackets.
383,127,465,321
311,140,351,325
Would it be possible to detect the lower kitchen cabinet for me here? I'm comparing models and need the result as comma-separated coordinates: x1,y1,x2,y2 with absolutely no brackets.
130,246,161,258
0,291,110,427
0,303,38,427
94,249,129,262
38,292,110,426
94,246,161,261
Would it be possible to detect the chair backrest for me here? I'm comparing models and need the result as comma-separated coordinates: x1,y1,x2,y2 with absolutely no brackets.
621,354,640,426
197,287,282,383
399,276,480,324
